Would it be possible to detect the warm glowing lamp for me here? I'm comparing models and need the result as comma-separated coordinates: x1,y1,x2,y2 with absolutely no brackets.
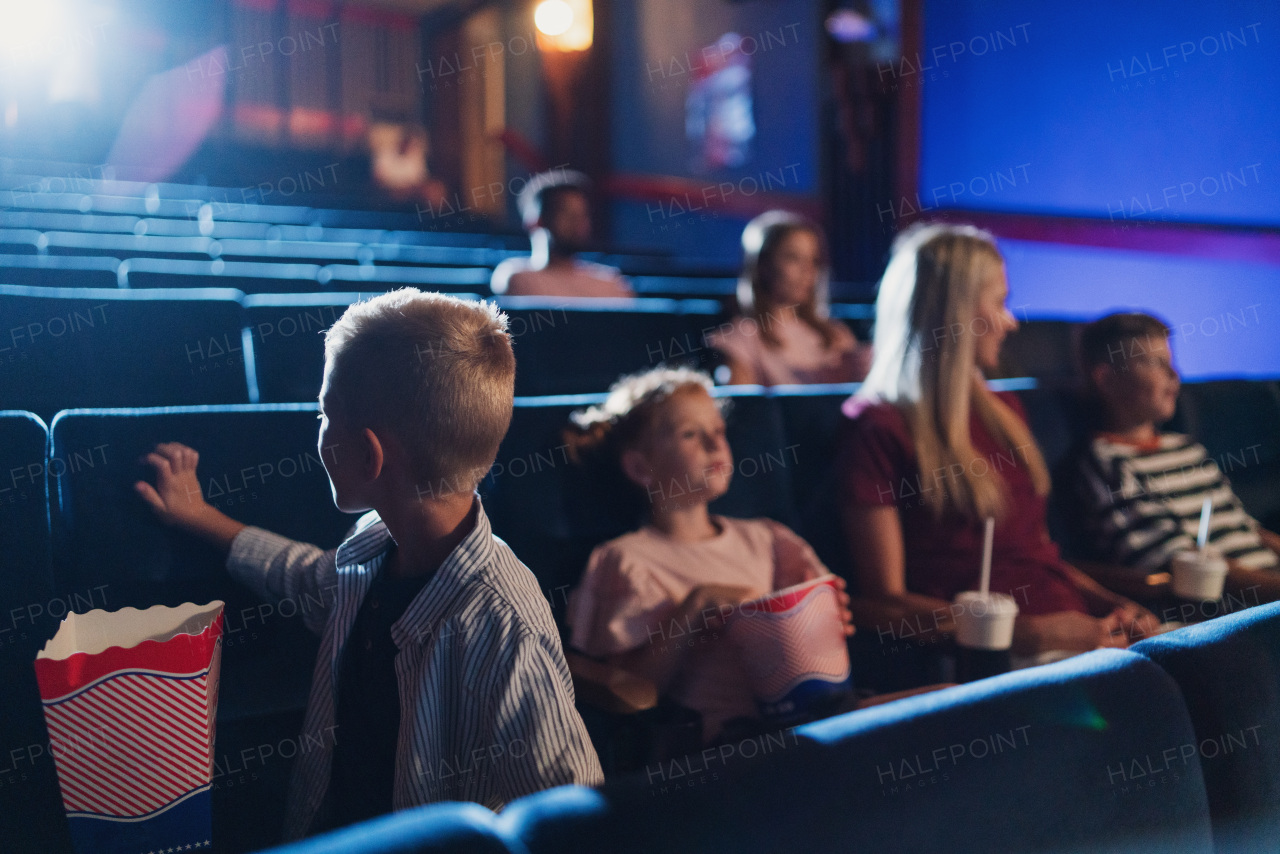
534,0,592,52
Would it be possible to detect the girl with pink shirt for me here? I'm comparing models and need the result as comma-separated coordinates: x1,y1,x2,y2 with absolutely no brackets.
708,211,871,386
564,367,855,743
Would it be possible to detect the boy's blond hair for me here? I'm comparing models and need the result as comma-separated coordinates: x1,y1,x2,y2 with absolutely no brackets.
323,289,515,497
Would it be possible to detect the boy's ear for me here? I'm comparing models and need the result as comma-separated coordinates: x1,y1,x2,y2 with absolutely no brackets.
360,427,386,481
619,448,653,489
1089,361,1117,396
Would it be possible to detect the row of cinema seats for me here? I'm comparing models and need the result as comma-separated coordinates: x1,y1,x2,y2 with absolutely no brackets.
0,250,868,300
3,375,1279,852
250,610,1280,854
0,284,877,418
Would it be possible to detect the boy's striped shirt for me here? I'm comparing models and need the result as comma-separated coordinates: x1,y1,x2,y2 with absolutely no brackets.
1076,432,1277,572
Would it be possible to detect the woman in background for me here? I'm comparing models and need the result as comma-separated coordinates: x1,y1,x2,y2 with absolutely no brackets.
709,211,870,386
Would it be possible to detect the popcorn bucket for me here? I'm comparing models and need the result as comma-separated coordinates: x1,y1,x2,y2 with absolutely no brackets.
33,602,225,854
727,576,851,721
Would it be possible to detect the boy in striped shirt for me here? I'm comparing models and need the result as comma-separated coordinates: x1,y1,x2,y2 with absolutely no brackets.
1073,312,1280,591
136,290,603,840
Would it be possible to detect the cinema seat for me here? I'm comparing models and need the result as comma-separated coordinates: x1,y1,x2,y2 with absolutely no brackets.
495,296,723,396
317,263,493,295
483,397,591,624
254,802,514,854
49,405,359,852
1176,380,1280,533
996,320,1083,386
243,292,483,404
1132,602,1280,853
0,411,72,854
0,285,249,420
499,649,1214,854
122,257,323,293
0,253,121,289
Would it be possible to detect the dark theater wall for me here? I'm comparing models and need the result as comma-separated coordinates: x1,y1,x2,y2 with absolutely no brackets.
607,0,824,263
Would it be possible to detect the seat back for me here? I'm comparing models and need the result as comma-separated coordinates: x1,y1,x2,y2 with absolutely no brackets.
255,802,514,854
1133,602,1280,852
707,391,794,527
483,398,591,626
0,411,71,854
0,254,120,289
0,285,248,420
497,297,722,396
122,258,323,293
49,405,359,852
500,650,1214,854
1177,380,1280,531
995,320,1083,385
772,384,861,576
243,292,483,404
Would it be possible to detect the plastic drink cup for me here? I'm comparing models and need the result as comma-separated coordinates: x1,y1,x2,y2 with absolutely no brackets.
952,591,1019,651
1171,548,1228,601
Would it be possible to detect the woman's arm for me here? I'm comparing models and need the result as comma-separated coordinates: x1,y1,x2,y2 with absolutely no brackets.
840,502,957,639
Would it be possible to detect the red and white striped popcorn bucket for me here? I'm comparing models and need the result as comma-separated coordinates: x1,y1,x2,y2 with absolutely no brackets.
33,602,224,854
727,576,851,721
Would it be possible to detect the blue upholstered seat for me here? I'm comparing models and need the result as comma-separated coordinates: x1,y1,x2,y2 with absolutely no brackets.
0,411,72,854
48,404,359,852
499,649,1214,854
1133,602,1280,853
253,802,519,854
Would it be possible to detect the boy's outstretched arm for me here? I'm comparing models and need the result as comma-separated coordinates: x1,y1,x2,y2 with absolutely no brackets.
136,442,342,634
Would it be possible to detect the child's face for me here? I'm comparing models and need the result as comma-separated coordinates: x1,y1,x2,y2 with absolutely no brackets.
973,262,1019,373
629,389,733,509
317,364,367,513
1099,335,1181,426
766,229,822,307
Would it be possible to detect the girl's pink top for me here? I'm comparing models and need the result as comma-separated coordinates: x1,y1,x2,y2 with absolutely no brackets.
567,515,827,742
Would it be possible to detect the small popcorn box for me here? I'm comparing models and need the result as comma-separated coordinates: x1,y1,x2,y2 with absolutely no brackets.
727,576,851,721
33,602,225,854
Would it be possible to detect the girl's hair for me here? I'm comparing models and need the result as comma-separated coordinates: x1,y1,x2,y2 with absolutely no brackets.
859,223,1050,520
564,367,724,465
737,210,838,350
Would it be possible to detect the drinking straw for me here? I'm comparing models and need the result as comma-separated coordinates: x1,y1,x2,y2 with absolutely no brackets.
1197,497,1213,551
979,516,995,595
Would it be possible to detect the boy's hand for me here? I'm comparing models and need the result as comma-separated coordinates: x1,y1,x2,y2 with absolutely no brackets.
135,443,211,529
135,443,247,552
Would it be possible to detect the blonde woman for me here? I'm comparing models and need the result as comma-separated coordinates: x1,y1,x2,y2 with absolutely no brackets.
708,211,871,386
836,224,1159,655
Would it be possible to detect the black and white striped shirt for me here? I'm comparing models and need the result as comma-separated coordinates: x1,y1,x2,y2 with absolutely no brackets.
1075,433,1277,572
226,495,604,840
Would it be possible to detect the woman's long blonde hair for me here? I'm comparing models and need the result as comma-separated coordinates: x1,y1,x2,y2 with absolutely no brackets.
859,223,1049,520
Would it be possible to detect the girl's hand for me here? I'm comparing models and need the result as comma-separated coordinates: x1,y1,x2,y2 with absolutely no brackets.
679,584,763,631
832,575,856,637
